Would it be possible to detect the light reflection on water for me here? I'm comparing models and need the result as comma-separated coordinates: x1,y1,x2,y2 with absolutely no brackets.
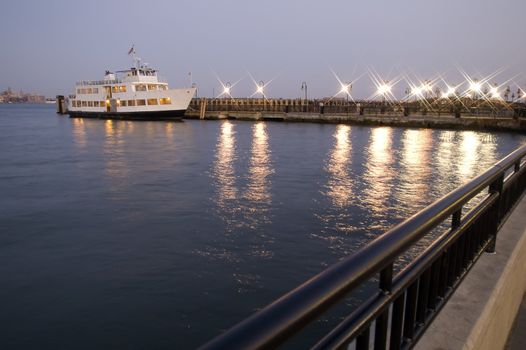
324,124,353,208
397,128,434,212
364,127,395,220
212,120,238,211
245,122,273,206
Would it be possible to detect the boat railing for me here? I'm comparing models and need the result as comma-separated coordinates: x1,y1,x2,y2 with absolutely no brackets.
76,79,123,86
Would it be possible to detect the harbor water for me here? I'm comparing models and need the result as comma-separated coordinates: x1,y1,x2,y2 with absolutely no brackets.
1,104,525,349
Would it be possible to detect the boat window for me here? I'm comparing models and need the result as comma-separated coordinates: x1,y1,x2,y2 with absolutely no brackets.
119,86,126,93
100,101,105,106
148,84,157,91
127,100,136,106
112,86,119,93
87,88,93,94
72,100,76,107
159,85,167,90
121,100,127,107
147,98,158,105
136,99,146,106
159,98,171,105
88,101,93,107
81,101,87,107
135,84,147,91
93,88,99,94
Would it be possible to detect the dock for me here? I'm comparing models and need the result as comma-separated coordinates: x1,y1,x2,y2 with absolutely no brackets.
185,98,526,132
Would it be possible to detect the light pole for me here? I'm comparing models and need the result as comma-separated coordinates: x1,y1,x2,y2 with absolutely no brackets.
258,80,265,111
258,81,265,98
344,82,351,114
224,82,232,98
224,82,231,111
192,82,197,98
301,82,308,112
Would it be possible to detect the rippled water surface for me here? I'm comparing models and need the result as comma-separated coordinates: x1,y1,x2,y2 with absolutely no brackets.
1,105,524,348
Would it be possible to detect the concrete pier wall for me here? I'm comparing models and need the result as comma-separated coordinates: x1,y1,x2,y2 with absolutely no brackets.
185,110,526,132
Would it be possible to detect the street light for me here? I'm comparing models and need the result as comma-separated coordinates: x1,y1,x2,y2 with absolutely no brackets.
340,81,352,102
223,82,232,98
257,80,265,98
377,81,391,102
301,82,308,112
341,81,352,114
468,79,482,99
192,82,197,98
489,84,500,99
301,81,308,101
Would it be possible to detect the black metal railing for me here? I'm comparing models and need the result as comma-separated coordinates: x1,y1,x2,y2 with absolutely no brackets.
201,144,526,350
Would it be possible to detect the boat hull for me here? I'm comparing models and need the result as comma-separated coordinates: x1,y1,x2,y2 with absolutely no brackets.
68,109,186,121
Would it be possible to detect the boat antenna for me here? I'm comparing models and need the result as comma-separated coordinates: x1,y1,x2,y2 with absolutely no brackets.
128,44,141,69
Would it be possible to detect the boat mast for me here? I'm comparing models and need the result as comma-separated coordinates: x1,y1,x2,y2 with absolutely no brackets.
128,45,142,69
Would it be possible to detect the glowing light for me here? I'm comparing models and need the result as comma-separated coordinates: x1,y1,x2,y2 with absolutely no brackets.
255,80,265,98
469,81,482,93
247,73,274,99
340,83,351,94
411,86,423,96
489,86,500,99
378,83,392,96
441,86,457,99
422,81,433,93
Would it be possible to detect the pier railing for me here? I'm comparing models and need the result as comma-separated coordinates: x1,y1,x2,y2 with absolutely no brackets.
201,144,526,350
189,98,526,118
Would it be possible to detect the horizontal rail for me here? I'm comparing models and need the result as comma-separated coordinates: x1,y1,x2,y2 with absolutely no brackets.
201,143,526,350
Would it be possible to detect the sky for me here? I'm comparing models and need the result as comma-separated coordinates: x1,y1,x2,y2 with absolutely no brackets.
1,0,525,99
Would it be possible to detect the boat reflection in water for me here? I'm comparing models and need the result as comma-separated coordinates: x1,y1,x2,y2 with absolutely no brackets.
71,118,87,150
103,120,128,179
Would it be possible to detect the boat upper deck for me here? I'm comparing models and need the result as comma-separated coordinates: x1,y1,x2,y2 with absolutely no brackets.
76,67,166,87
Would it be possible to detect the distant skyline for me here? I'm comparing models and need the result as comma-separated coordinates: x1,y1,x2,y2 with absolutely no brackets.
1,0,525,98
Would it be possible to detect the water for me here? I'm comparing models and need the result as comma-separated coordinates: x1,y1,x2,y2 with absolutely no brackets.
0,104,524,349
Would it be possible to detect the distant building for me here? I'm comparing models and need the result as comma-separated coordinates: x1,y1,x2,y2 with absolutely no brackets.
0,87,46,103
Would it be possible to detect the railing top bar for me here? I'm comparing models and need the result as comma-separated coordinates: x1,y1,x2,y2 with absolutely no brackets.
492,143,526,170
201,143,526,350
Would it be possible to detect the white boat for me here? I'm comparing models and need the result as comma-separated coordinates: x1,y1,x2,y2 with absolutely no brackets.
67,50,196,120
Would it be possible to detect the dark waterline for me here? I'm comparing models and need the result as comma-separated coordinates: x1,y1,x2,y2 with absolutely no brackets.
0,104,524,349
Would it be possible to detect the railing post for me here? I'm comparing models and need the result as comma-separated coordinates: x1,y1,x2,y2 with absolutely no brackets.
375,264,393,350
379,263,393,294
356,327,370,350
486,175,504,253
452,208,461,228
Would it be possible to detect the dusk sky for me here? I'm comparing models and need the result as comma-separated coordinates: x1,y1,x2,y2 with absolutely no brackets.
1,0,525,98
